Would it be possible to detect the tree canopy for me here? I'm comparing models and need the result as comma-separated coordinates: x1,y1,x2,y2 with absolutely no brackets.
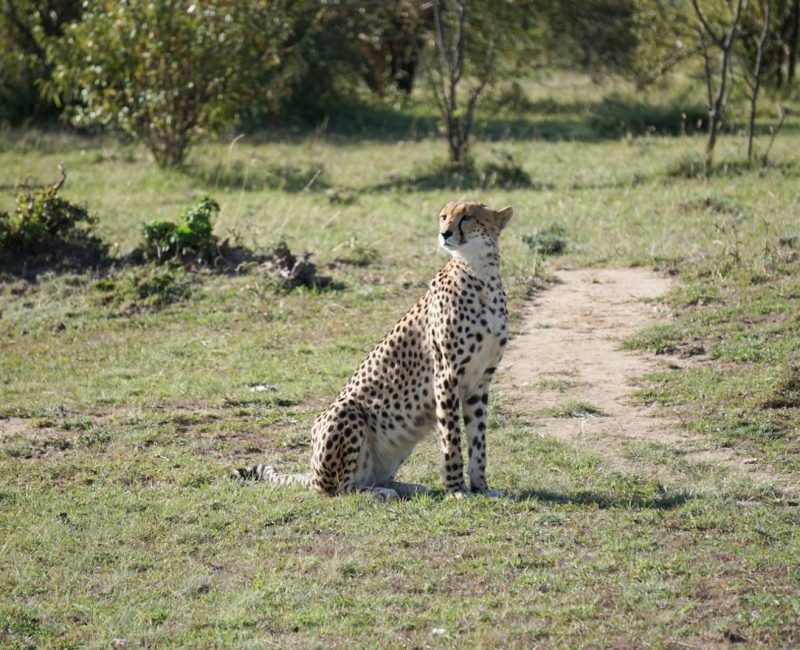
1,0,797,166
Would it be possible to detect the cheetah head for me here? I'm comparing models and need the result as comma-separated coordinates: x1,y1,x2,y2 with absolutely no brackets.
438,200,513,258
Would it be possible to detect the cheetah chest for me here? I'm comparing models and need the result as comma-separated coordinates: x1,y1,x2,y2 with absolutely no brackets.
460,289,507,391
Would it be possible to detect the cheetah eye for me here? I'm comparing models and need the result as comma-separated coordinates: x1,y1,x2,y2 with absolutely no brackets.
461,214,472,222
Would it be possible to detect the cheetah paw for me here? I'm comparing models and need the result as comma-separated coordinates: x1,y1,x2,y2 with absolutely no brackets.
478,488,504,498
371,487,400,503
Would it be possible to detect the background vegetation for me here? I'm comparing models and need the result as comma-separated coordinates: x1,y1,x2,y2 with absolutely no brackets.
1,1,799,647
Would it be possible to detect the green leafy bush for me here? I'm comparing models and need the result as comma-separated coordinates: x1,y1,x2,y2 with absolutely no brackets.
137,196,221,265
47,1,289,167
1,173,90,250
386,154,536,191
93,265,193,312
480,153,535,189
0,168,107,271
523,223,568,256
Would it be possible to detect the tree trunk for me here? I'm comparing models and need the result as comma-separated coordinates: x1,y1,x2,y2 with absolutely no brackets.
692,0,745,173
787,0,800,87
747,1,771,163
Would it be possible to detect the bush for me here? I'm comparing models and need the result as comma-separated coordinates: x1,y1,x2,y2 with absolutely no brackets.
523,223,569,256
137,197,221,266
0,167,107,272
0,0,81,125
486,81,536,113
93,265,193,313
1,169,88,250
48,1,288,167
480,152,535,189
382,153,537,192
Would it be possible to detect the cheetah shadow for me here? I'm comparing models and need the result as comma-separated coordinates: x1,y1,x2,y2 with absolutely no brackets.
398,488,692,510
506,489,693,510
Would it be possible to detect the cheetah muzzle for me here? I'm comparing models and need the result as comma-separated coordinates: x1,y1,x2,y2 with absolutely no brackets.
233,200,513,501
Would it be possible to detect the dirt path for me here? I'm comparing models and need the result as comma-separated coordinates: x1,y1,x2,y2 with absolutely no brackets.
498,267,784,490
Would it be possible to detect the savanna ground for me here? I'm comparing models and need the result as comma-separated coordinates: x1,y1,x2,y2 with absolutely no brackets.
1,77,799,647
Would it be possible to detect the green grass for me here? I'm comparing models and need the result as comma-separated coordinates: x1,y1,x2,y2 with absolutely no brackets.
2,82,800,646
534,378,582,392
537,400,606,418
625,256,800,472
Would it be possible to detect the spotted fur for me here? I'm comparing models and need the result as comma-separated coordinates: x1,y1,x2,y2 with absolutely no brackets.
232,200,513,501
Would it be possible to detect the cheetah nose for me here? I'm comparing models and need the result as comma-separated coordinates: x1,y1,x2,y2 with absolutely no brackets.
441,229,453,239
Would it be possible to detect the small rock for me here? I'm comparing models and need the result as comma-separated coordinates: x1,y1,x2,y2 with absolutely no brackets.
250,384,278,393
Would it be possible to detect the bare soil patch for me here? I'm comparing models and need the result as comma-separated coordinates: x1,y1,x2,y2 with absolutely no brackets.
498,267,788,491
0,417,37,439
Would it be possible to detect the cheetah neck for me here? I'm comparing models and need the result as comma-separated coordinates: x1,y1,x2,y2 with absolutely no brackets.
448,239,501,282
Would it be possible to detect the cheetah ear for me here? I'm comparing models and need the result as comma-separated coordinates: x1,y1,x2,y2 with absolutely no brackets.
495,206,513,230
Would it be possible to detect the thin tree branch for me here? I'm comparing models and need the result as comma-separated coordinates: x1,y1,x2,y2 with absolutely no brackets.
453,1,464,86
433,0,453,84
697,28,714,109
722,0,747,50
417,40,446,119
691,0,723,45
748,0,771,160
465,30,496,125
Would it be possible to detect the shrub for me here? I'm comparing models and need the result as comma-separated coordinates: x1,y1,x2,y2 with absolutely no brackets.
480,153,535,189
0,167,107,272
486,81,536,113
389,153,536,191
137,196,221,266
523,223,568,256
665,155,708,179
48,1,289,167
1,169,90,250
93,264,193,312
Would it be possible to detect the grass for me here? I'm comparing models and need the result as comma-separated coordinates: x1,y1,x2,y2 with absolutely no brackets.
2,78,800,646
537,400,606,418
625,255,800,472
534,378,582,392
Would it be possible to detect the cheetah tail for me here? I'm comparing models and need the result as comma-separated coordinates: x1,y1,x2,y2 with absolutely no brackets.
230,464,312,487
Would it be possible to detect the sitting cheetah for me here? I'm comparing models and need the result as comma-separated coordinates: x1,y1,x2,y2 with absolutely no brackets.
233,200,513,501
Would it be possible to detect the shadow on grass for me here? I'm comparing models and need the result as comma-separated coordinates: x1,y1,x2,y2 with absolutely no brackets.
366,166,651,193
366,159,554,193
244,95,800,144
222,396,302,409
665,156,800,180
405,486,693,509
509,488,694,510
184,161,330,193
0,234,112,280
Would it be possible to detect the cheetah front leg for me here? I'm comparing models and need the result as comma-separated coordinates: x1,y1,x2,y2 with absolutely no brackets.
463,383,503,497
434,369,469,497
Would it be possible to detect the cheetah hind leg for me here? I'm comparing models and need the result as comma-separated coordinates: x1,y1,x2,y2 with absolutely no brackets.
326,428,399,502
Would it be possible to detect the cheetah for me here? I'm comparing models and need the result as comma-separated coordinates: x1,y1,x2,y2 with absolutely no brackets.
233,200,513,501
